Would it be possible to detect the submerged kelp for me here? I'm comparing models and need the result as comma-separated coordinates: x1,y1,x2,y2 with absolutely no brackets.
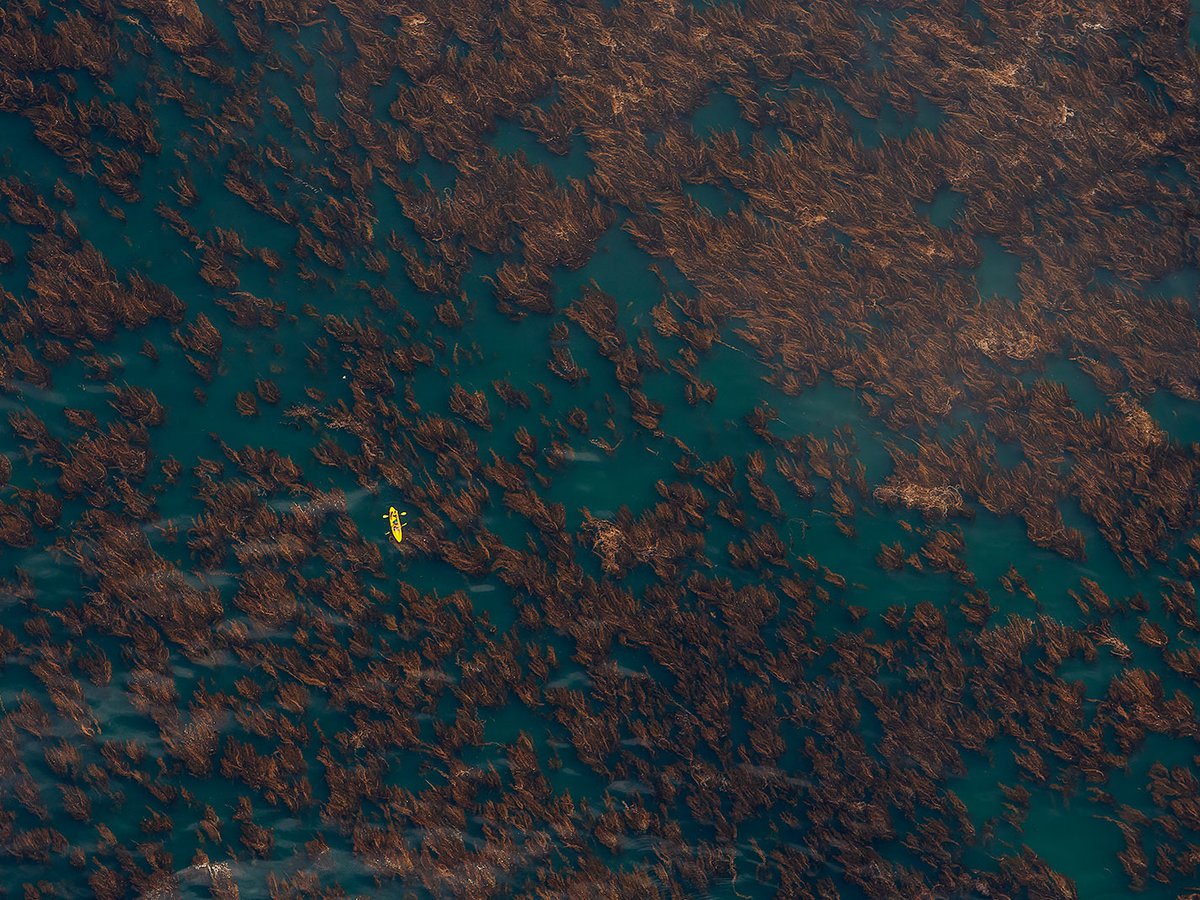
0,0,1198,896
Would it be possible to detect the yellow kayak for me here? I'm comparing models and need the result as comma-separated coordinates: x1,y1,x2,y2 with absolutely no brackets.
384,506,407,543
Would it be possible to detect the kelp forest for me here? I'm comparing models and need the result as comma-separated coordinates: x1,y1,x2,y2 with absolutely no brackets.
0,0,1198,896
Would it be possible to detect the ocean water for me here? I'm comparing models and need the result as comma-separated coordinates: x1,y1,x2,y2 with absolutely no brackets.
0,2,1198,897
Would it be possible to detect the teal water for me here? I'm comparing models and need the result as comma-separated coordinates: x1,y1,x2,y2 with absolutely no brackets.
0,3,1198,898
